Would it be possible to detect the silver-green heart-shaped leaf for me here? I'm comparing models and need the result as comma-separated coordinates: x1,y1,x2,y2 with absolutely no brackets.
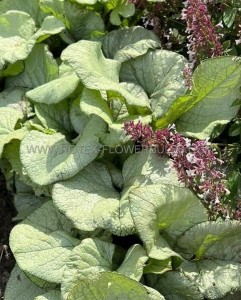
10,201,80,283
102,26,161,62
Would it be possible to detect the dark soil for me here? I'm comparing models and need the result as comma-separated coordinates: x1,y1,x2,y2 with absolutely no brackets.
0,174,15,299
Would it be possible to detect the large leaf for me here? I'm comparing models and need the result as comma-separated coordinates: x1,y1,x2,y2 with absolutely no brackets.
61,238,123,299
144,257,172,275
154,94,196,129
52,152,179,235
130,182,207,241
177,221,241,261
35,100,73,134
0,107,24,158
146,272,204,300
61,40,151,113
6,44,58,89
52,160,132,235
67,272,152,300
0,12,62,77
4,265,47,300
61,40,119,88
26,74,80,104
34,16,65,43
80,88,114,125
39,0,105,40
10,201,80,283
0,11,35,70
65,9,105,41
122,151,179,192
176,57,241,139
79,86,151,147
27,198,77,236
129,184,208,262
39,0,64,19
79,82,149,125
183,259,241,299
120,49,187,119
20,115,106,185
102,26,161,62
0,0,45,25
117,244,148,281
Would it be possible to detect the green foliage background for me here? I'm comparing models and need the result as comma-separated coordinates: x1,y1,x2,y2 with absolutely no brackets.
0,0,241,299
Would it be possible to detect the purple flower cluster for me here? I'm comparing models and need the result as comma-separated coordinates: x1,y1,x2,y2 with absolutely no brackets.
124,121,229,217
123,120,154,144
181,0,223,63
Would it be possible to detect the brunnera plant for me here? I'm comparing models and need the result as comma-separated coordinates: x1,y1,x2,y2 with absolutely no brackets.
0,0,241,299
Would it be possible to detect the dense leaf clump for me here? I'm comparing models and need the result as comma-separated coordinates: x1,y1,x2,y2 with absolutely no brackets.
0,0,241,299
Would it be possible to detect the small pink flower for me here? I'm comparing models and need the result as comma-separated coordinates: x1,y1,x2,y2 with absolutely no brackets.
181,0,223,63
123,121,229,218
